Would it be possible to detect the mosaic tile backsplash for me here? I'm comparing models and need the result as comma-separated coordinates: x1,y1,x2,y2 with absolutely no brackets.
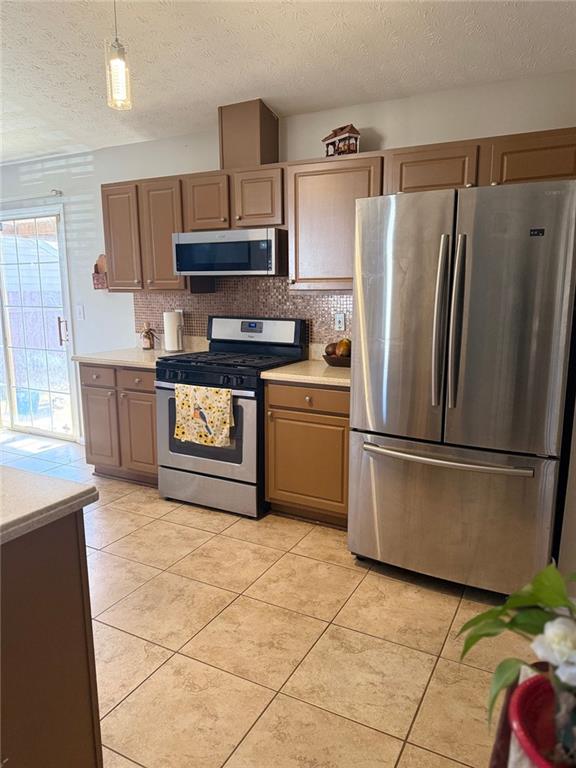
133,277,353,345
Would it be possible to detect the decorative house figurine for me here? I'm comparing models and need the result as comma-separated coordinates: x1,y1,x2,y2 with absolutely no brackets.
322,124,361,156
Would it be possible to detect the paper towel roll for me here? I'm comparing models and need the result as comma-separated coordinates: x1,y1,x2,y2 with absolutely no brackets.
163,310,184,352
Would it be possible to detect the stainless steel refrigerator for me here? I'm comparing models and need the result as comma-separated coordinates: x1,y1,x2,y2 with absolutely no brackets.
348,181,576,594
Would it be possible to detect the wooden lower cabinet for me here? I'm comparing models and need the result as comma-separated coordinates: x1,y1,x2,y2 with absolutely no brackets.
119,390,157,474
265,383,349,525
80,364,157,483
81,385,120,468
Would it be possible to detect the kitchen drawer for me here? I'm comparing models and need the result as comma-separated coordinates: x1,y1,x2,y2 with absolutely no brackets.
79,365,116,388
117,368,155,392
267,383,349,416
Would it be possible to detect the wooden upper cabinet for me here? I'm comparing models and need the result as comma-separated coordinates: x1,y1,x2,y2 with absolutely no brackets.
119,390,157,475
181,173,230,231
232,167,283,227
386,143,479,193
101,183,142,290
81,386,120,468
287,157,382,290
487,128,576,185
138,178,185,290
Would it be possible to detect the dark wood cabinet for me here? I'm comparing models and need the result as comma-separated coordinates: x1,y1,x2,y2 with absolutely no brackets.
80,364,157,483
265,383,349,525
138,178,185,290
486,128,576,185
287,156,382,290
386,142,479,193
181,173,230,230
101,183,142,290
119,390,157,475
81,384,120,468
232,167,283,227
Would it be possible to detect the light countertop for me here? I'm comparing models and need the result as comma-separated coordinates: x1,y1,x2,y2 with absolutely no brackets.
261,359,351,388
72,338,209,370
0,467,98,544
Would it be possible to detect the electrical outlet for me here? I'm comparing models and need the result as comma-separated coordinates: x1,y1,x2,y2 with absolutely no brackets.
334,313,345,332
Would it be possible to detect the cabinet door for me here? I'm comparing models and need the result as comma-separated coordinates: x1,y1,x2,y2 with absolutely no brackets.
387,143,478,193
138,178,185,290
266,408,349,519
232,168,283,226
119,390,157,475
81,386,120,467
181,174,230,231
489,129,576,185
101,183,142,290
287,157,382,290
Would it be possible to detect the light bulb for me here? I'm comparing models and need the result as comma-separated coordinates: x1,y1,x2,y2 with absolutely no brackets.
106,39,132,110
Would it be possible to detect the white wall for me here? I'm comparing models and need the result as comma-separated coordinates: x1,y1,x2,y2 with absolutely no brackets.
281,70,576,160
1,70,575,354
0,130,219,353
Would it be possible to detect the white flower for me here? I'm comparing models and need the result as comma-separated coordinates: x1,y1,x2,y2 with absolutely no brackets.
557,663,576,687
531,617,576,667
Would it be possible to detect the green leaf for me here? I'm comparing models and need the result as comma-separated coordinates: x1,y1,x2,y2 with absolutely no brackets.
506,565,572,609
458,606,505,636
488,658,523,723
461,618,508,659
508,608,553,636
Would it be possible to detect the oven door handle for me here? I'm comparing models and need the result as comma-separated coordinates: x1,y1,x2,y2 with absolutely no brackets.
154,381,256,398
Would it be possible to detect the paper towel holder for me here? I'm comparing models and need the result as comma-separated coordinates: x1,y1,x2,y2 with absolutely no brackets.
163,310,184,352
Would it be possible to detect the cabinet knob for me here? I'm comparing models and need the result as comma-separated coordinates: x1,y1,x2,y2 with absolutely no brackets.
267,410,273,418
304,396,312,404
120,392,127,399
491,181,499,186
107,391,114,397
133,279,139,284
221,217,227,222
92,373,99,380
134,377,142,384
235,215,241,221
465,183,473,188
146,279,152,284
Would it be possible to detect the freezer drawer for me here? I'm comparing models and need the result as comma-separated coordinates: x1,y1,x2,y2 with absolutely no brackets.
348,431,558,593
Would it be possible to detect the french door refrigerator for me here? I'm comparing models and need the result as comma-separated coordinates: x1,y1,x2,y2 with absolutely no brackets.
349,181,576,594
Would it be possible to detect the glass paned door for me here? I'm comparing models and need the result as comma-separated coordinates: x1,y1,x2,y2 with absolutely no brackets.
0,214,77,438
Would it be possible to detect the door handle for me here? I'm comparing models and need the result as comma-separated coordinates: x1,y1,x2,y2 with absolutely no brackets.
57,316,69,346
431,234,450,407
447,233,466,409
362,443,534,478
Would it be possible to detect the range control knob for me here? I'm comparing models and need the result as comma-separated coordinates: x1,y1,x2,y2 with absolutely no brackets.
221,374,231,386
233,376,244,387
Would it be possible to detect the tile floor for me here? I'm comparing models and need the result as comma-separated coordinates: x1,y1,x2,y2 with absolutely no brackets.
1,429,525,768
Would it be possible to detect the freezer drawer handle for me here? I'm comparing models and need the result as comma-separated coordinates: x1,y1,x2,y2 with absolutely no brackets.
362,443,534,478
447,233,466,409
431,233,450,407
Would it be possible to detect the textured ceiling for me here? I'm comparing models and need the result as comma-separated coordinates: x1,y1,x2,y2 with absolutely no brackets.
2,0,576,163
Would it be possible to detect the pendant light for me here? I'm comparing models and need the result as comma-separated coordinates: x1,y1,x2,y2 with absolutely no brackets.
105,0,132,110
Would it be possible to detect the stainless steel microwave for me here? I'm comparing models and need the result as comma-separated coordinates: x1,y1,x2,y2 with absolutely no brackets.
172,228,287,277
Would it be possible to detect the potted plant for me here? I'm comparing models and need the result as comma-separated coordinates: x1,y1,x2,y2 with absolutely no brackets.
460,565,576,766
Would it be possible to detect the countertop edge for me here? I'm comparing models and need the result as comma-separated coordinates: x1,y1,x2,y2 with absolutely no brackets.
0,485,98,545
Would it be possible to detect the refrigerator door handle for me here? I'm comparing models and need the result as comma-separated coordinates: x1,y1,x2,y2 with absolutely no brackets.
362,442,535,478
431,233,450,407
447,233,466,409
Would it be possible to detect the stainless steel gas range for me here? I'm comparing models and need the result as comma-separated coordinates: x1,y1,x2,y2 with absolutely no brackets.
155,317,307,517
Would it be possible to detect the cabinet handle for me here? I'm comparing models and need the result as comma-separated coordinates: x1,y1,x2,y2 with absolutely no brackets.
133,279,139,284
235,215,241,221
92,373,100,380
464,183,473,188
304,396,312,404
146,279,152,284
491,181,499,186
120,392,127,399
267,410,273,418
107,391,114,397
221,217,227,222
134,377,142,384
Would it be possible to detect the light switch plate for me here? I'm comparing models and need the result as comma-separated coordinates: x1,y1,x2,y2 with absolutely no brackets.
75,304,85,321
334,313,345,332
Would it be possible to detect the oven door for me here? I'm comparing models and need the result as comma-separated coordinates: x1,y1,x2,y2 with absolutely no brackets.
156,384,257,483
